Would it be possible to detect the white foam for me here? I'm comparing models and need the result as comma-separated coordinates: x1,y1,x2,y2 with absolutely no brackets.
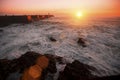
0,17,120,76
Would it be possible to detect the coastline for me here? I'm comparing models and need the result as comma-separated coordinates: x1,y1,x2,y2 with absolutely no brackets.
0,15,54,27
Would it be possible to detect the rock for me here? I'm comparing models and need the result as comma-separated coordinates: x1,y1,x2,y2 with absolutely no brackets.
0,59,11,80
22,65,42,80
0,29,3,32
0,51,58,80
58,60,120,80
0,51,120,80
12,51,41,73
40,54,57,80
90,75,120,80
21,56,49,80
44,54,57,73
0,52,39,80
6,71,22,80
77,38,87,47
36,56,49,69
55,56,65,64
0,51,41,80
29,65,42,78
49,37,57,42
58,60,96,80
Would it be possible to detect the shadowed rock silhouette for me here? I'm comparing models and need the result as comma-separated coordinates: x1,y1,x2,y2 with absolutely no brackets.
22,56,49,80
0,51,120,80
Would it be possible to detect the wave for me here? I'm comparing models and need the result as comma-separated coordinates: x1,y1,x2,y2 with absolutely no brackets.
0,17,120,76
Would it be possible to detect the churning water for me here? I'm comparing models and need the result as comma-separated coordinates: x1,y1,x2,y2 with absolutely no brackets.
0,16,120,76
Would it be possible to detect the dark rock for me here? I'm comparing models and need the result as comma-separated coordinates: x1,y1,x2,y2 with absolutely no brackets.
55,56,65,64
40,54,60,80
58,60,96,80
90,75,120,80
49,37,57,42
58,60,120,80
1,51,119,80
77,38,87,47
15,51,41,72
21,56,49,80
0,29,3,32
0,51,41,80
6,71,22,80
0,59,11,80
0,51,58,80
44,54,57,73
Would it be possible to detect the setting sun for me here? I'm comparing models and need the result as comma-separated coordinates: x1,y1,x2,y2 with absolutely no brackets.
0,0,120,80
76,11,83,18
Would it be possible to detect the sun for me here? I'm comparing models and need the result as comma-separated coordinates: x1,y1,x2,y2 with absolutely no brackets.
76,11,83,18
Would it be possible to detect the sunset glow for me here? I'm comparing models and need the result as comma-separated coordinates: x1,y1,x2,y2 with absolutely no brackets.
0,1,120,79
76,11,83,18
0,0,120,17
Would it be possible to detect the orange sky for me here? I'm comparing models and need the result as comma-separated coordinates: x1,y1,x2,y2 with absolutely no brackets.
0,0,120,16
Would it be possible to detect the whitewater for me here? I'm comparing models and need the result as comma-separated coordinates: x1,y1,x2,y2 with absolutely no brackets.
0,16,120,76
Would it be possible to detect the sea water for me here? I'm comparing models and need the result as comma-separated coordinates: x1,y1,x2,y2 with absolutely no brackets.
0,16,120,76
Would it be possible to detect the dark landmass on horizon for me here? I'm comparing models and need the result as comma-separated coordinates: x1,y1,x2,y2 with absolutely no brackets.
0,15,54,27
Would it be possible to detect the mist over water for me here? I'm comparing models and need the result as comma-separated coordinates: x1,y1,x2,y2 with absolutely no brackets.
0,16,120,76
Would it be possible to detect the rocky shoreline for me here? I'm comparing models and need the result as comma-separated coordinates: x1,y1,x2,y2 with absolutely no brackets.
0,51,120,80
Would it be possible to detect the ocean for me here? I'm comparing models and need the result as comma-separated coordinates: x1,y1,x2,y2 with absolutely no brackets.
0,16,120,76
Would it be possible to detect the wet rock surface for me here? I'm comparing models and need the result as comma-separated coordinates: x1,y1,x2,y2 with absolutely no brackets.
0,29,4,32
77,38,87,47
49,37,57,42
0,51,57,80
21,56,49,80
58,60,120,80
0,52,40,80
58,60,95,80
0,51,120,80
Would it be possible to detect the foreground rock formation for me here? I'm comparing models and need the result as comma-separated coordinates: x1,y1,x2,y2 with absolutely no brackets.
58,60,120,80
0,52,57,80
21,56,49,80
0,51,120,80
58,60,95,80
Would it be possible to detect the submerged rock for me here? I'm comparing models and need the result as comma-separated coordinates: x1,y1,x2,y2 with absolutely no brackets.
77,38,87,47
49,37,57,42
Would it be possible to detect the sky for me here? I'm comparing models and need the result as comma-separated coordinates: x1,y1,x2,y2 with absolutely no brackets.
0,0,120,16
